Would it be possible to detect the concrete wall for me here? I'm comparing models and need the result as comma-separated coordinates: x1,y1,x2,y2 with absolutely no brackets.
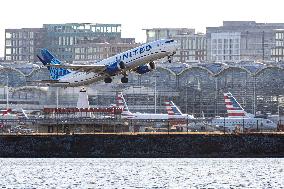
0,133,283,157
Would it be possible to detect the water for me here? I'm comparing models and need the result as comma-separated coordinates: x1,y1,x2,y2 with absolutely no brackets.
0,158,283,188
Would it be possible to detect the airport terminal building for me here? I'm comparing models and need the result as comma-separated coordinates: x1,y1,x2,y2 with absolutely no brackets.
0,60,283,118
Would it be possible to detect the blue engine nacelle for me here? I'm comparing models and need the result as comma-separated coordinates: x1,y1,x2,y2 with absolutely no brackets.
135,62,155,74
105,61,125,76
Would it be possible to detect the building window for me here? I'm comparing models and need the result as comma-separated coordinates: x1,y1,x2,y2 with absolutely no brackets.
6,40,11,46
5,33,12,38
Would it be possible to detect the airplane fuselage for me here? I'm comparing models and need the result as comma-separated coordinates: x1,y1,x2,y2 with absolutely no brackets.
211,116,277,130
121,113,194,120
53,39,178,87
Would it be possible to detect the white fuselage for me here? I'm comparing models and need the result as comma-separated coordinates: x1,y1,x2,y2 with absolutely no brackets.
122,112,194,120
55,39,178,87
211,116,277,130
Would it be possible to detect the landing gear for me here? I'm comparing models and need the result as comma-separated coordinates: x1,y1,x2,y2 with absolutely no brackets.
121,77,128,83
168,52,176,63
104,77,112,83
168,56,172,63
149,62,155,69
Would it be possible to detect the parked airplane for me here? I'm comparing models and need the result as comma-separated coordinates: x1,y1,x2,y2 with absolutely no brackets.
1,108,12,116
37,39,178,87
116,92,168,120
116,92,195,121
211,92,277,131
164,100,215,131
165,101,195,119
0,108,29,121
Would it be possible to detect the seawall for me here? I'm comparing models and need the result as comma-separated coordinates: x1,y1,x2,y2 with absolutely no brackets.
0,133,283,158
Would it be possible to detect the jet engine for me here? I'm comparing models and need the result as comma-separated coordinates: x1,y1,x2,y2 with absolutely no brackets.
105,61,125,76
135,62,155,74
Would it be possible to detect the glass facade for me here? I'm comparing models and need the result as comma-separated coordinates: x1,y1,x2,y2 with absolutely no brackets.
0,61,284,118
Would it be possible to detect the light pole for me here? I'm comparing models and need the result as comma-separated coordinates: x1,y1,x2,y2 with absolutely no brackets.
56,87,59,109
153,75,159,114
187,114,189,134
6,75,9,110
253,75,256,115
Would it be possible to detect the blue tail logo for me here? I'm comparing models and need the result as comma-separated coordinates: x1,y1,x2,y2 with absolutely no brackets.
37,49,71,80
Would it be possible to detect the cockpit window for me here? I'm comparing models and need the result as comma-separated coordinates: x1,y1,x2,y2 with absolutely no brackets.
165,40,174,43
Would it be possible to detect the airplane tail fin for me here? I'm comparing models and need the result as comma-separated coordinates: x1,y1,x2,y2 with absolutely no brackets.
116,92,133,117
165,101,183,116
18,108,29,119
224,92,247,117
2,108,12,116
38,49,71,80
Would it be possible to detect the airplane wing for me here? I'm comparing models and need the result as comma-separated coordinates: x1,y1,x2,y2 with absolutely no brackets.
26,80,70,85
27,80,61,83
46,64,106,73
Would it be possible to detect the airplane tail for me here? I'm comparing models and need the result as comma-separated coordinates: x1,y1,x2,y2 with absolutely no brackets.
224,92,247,117
165,101,183,116
37,49,71,80
2,108,12,116
17,108,29,119
116,92,133,118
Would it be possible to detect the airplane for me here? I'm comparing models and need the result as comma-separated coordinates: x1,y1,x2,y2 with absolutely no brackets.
211,92,277,131
36,39,178,87
116,92,195,121
116,92,168,120
164,100,216,131
0,108,29,120
165,101,194,120
1,108,12,116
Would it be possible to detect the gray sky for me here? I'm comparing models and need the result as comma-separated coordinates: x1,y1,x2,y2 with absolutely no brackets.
1,0,284,57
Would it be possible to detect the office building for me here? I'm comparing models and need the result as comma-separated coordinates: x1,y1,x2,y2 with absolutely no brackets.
271,29,284,61
207,21,284,62
4,28,46,61
144,28,206,62
4,23,138,62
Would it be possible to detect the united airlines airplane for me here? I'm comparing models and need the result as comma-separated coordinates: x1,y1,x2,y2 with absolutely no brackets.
37,39,178,87
211,92,277,130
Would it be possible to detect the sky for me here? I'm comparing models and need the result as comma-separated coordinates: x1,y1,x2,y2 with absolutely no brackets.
1,0,284,57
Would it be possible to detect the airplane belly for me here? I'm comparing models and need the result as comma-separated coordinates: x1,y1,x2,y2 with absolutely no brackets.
126,52,168,69
60,73,105,87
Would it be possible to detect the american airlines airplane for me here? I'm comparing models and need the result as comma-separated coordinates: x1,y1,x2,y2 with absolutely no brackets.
211,92,277,130
0,108,29,122
37,39,178,87
165,101,195,120
116,92,168,119
116,92,194,120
